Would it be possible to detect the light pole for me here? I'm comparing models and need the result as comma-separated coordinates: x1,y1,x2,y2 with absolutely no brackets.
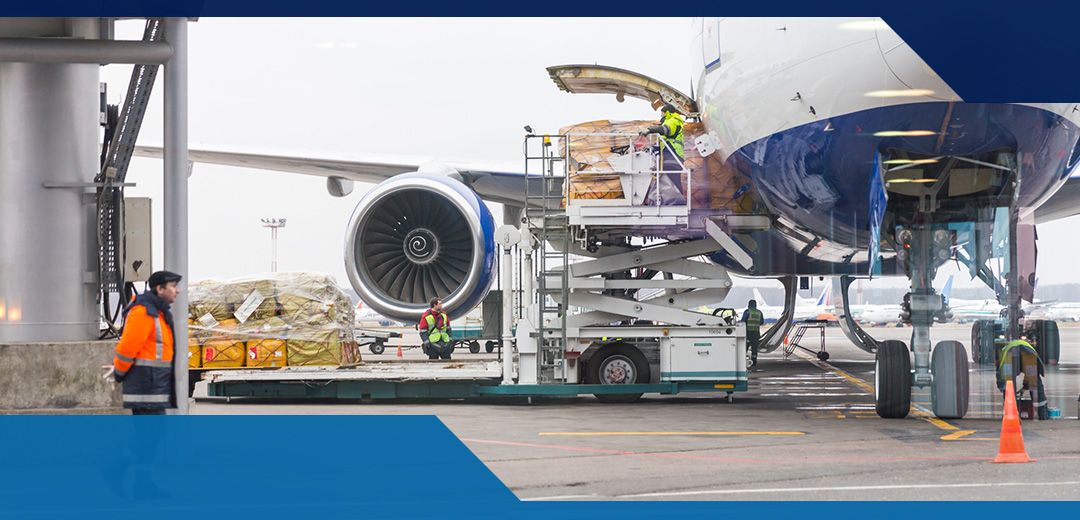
261,218,286,272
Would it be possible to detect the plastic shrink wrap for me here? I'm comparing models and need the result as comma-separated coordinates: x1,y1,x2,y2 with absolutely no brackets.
558,120,759,213
186,272,359,368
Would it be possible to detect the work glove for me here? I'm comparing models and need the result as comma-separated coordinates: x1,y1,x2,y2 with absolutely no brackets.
638,130,650,137
102,365,120,386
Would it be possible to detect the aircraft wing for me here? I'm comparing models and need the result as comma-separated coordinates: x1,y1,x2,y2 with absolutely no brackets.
132,145,546,208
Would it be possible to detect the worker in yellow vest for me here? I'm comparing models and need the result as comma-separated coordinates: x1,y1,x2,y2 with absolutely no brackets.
419,297,453,360
741,300,764,367
998,338,1047,419
639,103,686,204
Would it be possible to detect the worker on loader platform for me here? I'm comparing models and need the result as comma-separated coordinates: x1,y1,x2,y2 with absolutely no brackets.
419,297,454,360
741,300,764,367
106,270,181,414
638,103,686,204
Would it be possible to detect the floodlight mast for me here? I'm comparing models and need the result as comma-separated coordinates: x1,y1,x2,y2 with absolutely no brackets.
261,218,286,272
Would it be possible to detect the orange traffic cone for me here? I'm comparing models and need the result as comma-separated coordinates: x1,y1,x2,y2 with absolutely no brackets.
396,345,403,359
991,380,1035,463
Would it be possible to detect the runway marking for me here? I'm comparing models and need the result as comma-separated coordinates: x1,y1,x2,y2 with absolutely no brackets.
608,480,1080,499
791,349,962,433
538,431,805,436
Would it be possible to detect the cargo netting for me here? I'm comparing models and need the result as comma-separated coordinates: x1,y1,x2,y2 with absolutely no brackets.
186,272,359,368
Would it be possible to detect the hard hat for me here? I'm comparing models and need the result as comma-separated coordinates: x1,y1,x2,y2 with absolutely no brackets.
148,270,183,289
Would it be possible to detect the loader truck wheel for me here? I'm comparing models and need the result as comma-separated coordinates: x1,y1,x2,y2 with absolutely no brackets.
469,341,481,354
585,343,650,404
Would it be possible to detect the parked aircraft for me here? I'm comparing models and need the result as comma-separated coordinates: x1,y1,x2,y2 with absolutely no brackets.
745,286,831,322
137,18,1080,420
1045,302,1080,322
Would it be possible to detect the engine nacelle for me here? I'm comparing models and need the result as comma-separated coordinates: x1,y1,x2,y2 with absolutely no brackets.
344,173,496,324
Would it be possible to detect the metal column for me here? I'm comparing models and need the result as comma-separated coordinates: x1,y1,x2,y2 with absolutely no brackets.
164,18,189,414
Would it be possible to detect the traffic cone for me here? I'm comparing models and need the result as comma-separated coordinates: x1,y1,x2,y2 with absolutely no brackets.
991,380,1035,463
396,345,403,359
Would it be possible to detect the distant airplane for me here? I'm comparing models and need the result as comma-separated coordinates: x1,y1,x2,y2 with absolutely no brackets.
354,300,404,328
741,285,831,323
1045,302,1080,322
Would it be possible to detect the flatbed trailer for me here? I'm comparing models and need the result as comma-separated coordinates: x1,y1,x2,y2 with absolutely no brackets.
204,357,747,401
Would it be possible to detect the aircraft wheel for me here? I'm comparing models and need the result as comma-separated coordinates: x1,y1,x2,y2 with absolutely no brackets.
1031,320,1060,365
875,340,911,419
369,342,385,355
485,340,496,353
970,320,996,365
586,343,649,403
468,341,481,354
931,340,970,419
818,351,830,361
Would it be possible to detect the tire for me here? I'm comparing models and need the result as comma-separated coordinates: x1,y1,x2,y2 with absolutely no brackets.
468,341,481,354
970,320,996,365
369,342,385,355
931,340,970,419
1031,320,1060,365
875,339,911,418
485,340,495,353
818,351,830,361
585,343,650,403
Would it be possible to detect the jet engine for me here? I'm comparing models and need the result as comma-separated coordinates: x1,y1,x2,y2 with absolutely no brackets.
344,172,496,324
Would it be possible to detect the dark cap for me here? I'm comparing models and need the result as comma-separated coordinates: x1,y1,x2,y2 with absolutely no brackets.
148,270,183,289
660,103,677,114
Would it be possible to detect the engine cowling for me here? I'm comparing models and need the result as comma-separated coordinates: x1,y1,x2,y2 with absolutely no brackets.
344,173,496,324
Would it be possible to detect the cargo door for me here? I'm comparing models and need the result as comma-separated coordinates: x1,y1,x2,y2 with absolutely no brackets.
546,64,698,116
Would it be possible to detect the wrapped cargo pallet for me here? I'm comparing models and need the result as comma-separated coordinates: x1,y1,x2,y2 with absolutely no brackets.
187,272,359,368
558,119,760,213
241,316,290,368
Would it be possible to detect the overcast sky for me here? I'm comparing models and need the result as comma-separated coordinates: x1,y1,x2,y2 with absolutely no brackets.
104,18,1080,303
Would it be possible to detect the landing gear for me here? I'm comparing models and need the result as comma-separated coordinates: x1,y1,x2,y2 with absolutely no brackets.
875,340,911,418
485,340,496,353
468,340,481,354
586,343,650,403
930,340,969,419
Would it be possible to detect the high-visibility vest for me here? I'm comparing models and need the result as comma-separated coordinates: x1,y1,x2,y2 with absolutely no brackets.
422,310,451,343
660,112,684,159
113,299,175,409
998,339,1040,388
744,308,764,332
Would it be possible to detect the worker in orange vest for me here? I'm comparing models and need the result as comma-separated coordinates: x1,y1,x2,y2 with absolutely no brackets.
107,270,182,414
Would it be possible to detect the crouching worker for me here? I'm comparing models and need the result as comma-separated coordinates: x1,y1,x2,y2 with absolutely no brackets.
110,270,182,415
419,297,453,360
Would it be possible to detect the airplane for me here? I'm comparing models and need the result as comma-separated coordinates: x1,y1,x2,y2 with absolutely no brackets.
743,286,831,323
135,18,1080,420
354,299,404,329
1045,302,1080,322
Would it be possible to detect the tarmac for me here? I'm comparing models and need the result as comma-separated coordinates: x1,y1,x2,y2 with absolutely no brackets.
192,323,1080,501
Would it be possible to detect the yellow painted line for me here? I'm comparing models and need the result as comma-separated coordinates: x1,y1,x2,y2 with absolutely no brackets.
938,430,996,441
792,349,962,433
539,431,805,436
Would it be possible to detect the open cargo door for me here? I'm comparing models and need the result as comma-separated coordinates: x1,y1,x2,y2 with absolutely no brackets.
547,64,697,116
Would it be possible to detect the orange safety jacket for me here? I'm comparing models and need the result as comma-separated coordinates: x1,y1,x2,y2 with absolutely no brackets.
113,292,176,409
